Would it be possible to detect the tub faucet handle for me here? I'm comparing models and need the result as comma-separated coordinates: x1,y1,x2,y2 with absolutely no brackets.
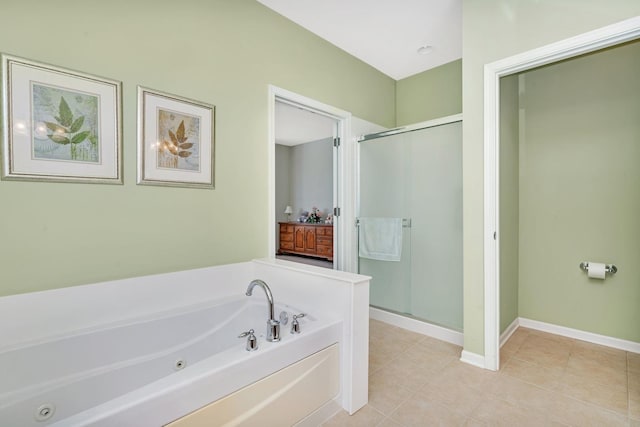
291,313,306,334
238,329,258,351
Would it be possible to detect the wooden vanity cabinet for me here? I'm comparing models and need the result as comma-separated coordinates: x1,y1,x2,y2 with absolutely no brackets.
279,223,295,252
279,222,333,261
315,225,333,260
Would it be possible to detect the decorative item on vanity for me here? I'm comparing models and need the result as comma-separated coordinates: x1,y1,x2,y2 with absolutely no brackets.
579,261,617,279
306,207,323,223
137,86,215,188
325,214,333,224
284,205,293,222
1,54,122,183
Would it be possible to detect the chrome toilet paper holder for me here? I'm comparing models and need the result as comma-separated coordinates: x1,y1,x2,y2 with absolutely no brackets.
579,262,617,275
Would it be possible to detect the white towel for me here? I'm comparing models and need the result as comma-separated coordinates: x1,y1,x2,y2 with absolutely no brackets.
358,217,403,262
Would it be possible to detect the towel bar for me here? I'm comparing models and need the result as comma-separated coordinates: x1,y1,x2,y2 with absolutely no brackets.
355,218,411,228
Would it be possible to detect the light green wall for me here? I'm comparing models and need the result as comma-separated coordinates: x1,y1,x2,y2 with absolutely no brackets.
462,0,640,354
499,74,519,334
395,59,462,126
0,0,395,297
518,41,640,342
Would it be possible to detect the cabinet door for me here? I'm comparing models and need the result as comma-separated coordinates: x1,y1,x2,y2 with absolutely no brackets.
294,226,306,252
279,224,294,251
304,227,317,253
316,244,333,259
316,225,333,260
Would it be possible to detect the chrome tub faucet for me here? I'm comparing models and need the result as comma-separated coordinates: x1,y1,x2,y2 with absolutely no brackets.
245,279,280,342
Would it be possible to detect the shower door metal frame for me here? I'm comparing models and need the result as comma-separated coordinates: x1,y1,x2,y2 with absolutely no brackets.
357,113,462,143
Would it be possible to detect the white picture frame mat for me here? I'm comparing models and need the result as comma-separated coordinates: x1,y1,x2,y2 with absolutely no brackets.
8,61,118,178
142,92,212,184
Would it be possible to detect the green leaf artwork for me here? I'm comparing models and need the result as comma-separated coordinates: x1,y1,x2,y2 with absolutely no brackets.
157,110,200,171
32,84,100,163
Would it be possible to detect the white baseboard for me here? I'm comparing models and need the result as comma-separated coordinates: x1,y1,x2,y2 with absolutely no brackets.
500,317,520,347
519,317,640,354
460,350,486,369
369,307,463,346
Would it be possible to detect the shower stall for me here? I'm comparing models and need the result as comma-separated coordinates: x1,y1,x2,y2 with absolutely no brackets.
357,117,463,332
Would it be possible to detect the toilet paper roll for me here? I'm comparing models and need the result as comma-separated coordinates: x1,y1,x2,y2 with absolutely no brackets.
587,262,607,279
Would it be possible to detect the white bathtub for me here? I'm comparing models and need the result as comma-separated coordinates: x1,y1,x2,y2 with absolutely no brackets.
0,260,370,425
0,295,341,426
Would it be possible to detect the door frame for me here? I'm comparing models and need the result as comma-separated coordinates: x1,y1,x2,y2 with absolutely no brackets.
267,85,356,272
483,16,640,371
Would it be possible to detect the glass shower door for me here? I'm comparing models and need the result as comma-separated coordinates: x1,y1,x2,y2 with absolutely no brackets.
358,121,463,331
359,131,412,314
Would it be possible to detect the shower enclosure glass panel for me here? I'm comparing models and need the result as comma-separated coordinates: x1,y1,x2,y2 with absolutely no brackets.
359,121,462,331
359,131,412,314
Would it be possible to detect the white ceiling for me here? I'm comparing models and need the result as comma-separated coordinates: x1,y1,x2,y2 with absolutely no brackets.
256,0,462,80
275,102,336,146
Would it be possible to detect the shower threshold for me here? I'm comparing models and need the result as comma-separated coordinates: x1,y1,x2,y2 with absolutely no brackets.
370,305,463,346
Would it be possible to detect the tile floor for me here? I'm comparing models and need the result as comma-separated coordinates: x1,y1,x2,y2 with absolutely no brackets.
322,319,640,426
276,254,334,269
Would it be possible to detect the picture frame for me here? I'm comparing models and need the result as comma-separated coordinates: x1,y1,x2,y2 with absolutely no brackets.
137,86,215,189
1,54,122,184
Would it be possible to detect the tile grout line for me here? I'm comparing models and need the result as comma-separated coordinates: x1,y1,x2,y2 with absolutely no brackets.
504,333,631,422
628,351,632,421
329,320,635,426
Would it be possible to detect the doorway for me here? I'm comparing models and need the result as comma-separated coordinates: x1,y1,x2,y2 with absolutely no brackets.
274,101,337,269
267,85,356,272
483,17,640,370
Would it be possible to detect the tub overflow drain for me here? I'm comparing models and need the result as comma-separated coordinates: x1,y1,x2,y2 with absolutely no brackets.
174,359,186,370
35,403,55,422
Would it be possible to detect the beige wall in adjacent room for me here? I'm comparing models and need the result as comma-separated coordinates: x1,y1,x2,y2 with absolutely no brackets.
289,138,334,221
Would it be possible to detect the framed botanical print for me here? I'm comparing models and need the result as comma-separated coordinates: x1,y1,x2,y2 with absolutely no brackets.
1,54,122,183
137,86,215,189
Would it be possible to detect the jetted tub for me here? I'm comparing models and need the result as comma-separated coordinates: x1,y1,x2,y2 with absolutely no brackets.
0,294,342,426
